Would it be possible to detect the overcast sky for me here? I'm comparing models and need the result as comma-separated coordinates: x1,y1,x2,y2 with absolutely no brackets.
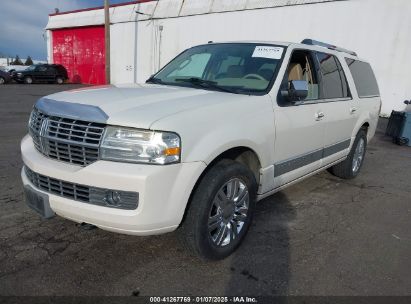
0,0,132,61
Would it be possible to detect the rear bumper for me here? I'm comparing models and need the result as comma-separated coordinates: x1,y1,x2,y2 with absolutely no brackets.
21,134,206,235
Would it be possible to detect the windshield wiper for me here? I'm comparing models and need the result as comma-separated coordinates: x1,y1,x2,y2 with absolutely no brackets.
175,77,239,94
146,76,164,84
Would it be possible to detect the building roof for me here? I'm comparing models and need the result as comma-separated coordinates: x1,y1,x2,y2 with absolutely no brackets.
47,0,344,29
49,0,155,16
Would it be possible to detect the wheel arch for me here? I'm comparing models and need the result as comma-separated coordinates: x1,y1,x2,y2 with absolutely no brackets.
179,146,262,227
361,122,370,131
351,118,372,145
206,146,262,185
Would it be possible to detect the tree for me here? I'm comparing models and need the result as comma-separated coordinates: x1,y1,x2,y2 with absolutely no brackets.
25,56,34,66
12,55,24,65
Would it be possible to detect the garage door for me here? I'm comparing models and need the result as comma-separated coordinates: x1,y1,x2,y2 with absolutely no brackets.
52,26,106,85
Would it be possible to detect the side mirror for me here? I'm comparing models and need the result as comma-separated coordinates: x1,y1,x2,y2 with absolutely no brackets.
281,80,309,102
404,100,410,105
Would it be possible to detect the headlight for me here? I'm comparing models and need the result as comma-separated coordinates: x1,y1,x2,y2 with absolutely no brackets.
100,127,181,165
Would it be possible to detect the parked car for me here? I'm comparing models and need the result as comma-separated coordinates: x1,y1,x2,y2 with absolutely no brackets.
21,40,381,260
13,64,68,84
0,69,12,84
3,65,28,74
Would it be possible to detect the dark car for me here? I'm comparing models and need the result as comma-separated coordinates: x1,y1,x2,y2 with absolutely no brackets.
13,64,68,84
0,68,12,84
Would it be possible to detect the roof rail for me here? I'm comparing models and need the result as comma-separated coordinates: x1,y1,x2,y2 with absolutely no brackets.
301,39,358,56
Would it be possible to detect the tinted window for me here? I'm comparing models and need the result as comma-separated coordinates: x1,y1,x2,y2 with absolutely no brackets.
316,52,350,99
55,66,67,76
345,59,380,98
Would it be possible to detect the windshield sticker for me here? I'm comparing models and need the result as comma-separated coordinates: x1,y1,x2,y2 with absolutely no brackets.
252,46,284,60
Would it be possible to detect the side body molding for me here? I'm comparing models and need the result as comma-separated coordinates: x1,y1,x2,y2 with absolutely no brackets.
35,98,109,123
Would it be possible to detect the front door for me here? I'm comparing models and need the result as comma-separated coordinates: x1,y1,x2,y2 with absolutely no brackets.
273,48,325,188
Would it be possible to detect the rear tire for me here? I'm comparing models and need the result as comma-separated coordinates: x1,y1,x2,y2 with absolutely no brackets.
328,129,367,179
56,76,64,84
24,76,33,84
179,159,257,260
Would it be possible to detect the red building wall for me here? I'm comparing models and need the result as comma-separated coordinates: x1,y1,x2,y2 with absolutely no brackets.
52,26,106,85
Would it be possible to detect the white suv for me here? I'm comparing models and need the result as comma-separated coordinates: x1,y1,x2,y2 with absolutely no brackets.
21,40,381,260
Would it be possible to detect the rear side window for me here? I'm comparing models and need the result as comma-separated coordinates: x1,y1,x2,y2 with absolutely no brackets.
316,52,350,99
345,59,380,98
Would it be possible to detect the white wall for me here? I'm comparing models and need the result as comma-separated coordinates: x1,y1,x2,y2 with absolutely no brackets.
110,22,139,84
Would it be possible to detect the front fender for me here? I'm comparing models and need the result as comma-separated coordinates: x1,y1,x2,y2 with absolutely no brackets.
150,95,276,168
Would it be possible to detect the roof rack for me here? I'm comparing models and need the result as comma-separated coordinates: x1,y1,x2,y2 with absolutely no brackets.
301,39,358,56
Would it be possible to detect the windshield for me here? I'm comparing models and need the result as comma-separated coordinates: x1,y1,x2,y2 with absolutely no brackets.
149,43,285,95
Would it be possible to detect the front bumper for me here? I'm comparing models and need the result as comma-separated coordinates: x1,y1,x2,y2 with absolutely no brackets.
21,135,206,235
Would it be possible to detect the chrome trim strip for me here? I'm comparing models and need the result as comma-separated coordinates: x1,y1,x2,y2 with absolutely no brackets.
274,139,351,177
323,139,351,158
35,98,109,123
274,149,323,177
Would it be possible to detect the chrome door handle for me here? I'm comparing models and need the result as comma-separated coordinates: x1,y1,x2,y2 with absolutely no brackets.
315,112,325,121
350,107,357,114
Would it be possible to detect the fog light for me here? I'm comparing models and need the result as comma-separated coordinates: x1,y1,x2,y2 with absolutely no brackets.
104,191,122,206
89,188,139,210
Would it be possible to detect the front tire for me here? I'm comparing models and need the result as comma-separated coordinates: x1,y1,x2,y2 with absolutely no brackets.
179,159,257,260
0,77,5,85
328,129,367,179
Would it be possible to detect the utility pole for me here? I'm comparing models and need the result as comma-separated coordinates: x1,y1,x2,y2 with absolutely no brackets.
104,0,111,84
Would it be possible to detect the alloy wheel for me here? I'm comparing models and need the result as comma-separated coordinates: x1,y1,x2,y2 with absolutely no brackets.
352,138,365,173
208,178,249,247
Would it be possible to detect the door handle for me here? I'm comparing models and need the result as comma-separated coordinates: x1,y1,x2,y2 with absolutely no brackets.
315,111,325,121
350,107,357,114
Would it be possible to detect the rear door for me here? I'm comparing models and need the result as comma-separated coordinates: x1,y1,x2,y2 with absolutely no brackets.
35,66,48,82
314,52,357,165
46,66,57,82
273,48,325,188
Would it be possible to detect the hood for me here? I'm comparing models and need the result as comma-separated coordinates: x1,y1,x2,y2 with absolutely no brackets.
40,83,251,129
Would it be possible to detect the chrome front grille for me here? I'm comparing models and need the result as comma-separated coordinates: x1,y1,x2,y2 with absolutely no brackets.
24,166,139,210
29,108,47,152
29,108,105,166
